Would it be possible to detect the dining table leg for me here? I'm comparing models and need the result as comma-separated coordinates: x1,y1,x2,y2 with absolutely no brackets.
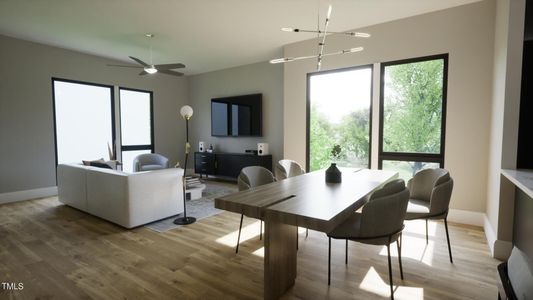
264,212,297,300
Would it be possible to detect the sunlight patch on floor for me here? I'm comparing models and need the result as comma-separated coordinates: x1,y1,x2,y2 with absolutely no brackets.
376,220,436,266
359,267,424,299
252,247,264,257
215,220,262,247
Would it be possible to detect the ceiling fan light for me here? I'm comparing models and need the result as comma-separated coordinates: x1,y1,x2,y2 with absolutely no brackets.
144,66,158,74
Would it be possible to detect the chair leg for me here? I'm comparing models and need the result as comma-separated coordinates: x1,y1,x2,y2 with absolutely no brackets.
425,219,429,244
260,220,262,240
397,233,404,280
328,237,331,286
345,239,348,265
444,217,453,263
236,214,244,254
306,228,309,238
387,243,394,300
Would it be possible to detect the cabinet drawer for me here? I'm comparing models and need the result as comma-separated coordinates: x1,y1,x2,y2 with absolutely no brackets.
194,154,215,174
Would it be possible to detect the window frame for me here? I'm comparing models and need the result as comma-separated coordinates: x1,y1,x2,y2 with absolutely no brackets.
118,87,155,154
51,77,116,169
378,53,449,169
305,64,374,172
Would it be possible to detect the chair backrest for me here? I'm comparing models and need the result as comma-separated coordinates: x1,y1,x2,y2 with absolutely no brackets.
359,179,410,238
275,159,305,181
408,168,450,201
238,166,275,191
133,153,169,172
408,168,453,215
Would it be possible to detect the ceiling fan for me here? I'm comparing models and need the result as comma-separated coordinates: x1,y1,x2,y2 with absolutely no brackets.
108,34,186,77
270,5,370,71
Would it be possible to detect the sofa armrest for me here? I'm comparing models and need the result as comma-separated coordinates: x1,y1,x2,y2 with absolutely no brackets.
126,168,185,227
57,164,88,211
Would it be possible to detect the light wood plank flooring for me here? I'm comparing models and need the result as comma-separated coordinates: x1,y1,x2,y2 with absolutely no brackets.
0,196,499,299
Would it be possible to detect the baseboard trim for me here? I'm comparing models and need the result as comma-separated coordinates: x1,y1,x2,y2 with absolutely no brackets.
447,209,484,226
483,214,512,260
483,215,497,255
0,186,58,205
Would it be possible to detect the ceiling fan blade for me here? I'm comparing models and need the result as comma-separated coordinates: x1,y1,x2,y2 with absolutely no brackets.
139,70,148,76
107,64,143,69
154,63,186,70
158,69,184,77
129,56,149,66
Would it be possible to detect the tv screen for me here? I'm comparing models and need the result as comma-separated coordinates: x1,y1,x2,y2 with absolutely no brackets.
211,94,262,137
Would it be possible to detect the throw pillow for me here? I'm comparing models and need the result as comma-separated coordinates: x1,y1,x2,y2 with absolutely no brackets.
89,161,113,169
82,158,105,166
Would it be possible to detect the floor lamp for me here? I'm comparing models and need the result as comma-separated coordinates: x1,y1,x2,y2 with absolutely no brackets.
174,105,196,225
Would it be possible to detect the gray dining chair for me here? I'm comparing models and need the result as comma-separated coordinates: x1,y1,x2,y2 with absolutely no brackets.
236,166,276,253
327,179,409,300
275,159,305,181
404,168,454,263
133,153,169,172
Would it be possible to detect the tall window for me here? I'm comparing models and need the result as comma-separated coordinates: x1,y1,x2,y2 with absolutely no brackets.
307,66,372,171
119,88,154,172
379,54,448,180
53,78,114,165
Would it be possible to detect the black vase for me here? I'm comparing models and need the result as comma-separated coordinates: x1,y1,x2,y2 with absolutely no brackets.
325,163,342,183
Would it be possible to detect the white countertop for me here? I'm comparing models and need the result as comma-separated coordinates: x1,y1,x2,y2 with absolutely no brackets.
501,169,533,199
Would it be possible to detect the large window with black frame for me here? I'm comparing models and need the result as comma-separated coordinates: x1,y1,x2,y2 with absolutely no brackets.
53,78,115,166
307,65,373,172
119,88,154,172
379,54,448,180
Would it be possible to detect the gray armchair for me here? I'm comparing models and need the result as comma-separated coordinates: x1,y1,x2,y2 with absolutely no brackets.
405,168,454,263
132,153,170,172
275,159,305,181
235,166,276,253
327,179,409,299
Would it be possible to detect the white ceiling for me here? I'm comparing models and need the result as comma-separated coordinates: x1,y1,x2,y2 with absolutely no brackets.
0,0,481,75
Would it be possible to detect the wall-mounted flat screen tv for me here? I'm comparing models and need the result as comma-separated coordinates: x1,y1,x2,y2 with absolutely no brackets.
211,93,262,137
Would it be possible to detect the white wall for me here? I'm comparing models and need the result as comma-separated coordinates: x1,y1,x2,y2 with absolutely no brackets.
187,61,284,168
485,0,525,259
0,35,188,198
283,0,495,215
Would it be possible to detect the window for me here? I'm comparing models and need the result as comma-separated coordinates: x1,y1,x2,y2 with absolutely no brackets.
379,54,448,180
119,88,154,172
307,66,373,171
53,78,114,165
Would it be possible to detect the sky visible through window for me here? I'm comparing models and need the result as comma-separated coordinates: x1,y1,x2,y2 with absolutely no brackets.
310,68,371,124
54,81,113,164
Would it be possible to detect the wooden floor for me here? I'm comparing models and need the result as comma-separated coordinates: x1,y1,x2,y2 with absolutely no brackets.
0,196,499,299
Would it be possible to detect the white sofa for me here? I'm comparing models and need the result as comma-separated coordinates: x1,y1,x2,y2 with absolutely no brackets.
57,163,184,228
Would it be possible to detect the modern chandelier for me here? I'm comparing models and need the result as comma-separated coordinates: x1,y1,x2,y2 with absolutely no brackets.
269,4,370,71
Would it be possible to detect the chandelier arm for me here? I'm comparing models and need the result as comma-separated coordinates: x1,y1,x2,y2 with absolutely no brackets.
317,5,332,70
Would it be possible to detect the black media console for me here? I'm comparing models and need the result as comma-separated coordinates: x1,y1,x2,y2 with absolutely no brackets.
194,152,273,179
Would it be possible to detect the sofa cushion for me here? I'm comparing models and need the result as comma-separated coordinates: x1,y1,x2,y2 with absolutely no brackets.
140,164,166,171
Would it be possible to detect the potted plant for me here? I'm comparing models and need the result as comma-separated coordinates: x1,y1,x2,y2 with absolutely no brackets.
325,144,342,183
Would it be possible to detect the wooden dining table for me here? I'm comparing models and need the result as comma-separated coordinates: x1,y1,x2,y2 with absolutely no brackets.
214,168,398,300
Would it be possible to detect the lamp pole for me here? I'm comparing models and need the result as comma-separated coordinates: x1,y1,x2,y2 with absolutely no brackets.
174,106,196,225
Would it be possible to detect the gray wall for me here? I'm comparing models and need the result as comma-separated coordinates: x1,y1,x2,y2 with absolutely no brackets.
0,34,188,194
187,61,284,169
